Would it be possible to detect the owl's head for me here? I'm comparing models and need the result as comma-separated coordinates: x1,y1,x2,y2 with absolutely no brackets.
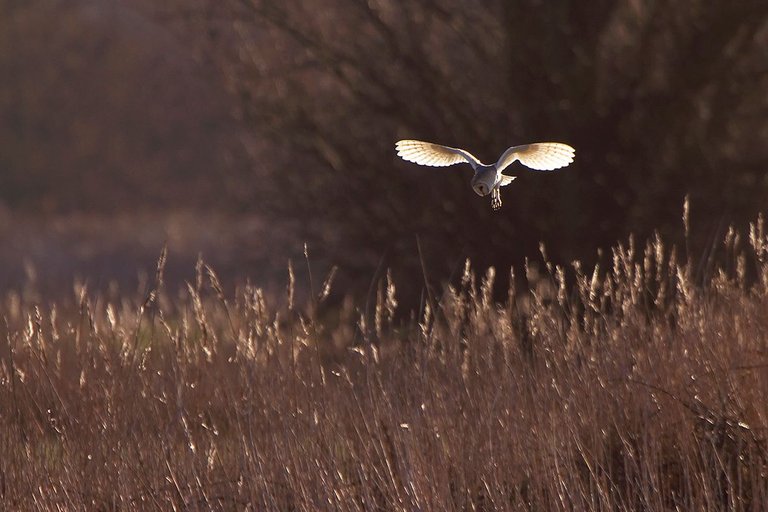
471,170,495,196
472,182,489,196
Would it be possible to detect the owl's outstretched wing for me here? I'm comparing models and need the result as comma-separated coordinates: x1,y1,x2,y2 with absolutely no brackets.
495,143,575,172
396,140,483,170
499,175,516,187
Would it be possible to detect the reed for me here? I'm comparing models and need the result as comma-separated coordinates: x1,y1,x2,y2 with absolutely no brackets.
2,217,768,510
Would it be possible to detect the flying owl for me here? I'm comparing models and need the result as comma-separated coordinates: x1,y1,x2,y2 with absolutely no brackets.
395,140,575,210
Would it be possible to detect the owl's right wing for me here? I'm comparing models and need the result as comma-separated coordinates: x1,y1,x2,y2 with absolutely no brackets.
395,140,482,170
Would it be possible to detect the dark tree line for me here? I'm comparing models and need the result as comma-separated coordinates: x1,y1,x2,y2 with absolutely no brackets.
3,0,768,293
166,0,768,283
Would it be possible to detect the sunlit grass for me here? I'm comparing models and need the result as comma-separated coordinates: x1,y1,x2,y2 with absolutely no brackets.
2,216,768,510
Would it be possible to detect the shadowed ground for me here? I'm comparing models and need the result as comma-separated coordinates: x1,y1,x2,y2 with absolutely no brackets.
0,212,328,300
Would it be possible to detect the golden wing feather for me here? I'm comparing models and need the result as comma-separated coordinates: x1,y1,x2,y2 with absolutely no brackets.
395,140,482,168
496,143,575,172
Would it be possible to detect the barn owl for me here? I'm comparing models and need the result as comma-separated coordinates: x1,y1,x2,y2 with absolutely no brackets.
395,140,575,210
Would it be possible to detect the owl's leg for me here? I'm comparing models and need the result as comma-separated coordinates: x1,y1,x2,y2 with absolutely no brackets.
491,187,502,210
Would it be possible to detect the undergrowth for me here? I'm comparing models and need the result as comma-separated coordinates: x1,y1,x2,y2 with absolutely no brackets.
3,213,768,510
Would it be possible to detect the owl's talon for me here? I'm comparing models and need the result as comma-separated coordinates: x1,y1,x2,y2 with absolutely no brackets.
491,190,502,210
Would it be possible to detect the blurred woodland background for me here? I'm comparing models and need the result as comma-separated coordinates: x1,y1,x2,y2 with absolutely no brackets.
1,0,767,299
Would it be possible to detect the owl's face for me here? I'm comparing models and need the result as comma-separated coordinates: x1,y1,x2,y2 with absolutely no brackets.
471,167,496,196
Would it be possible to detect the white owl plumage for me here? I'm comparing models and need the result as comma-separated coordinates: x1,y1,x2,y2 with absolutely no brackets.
395,140,575,210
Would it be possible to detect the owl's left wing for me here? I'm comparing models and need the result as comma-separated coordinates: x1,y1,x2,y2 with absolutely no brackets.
496,143,575,172
499,175,516,187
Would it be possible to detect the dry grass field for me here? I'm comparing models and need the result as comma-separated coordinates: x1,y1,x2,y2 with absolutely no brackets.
2,214,768,511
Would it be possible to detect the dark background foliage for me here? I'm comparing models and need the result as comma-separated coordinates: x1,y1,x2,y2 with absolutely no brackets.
1,0,767,297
